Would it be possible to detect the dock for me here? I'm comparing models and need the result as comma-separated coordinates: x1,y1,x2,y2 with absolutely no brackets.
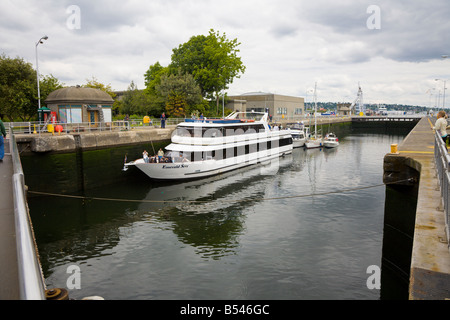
383,116,450,299
0,139,20,299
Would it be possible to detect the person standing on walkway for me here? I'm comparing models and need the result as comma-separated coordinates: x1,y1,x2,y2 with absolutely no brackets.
160,112,166,128
0,117,6,162
433,110,450,147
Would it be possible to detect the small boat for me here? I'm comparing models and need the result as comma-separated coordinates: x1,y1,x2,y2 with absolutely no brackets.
286,122,308,148
304,137,323,149
123,111,293,180
323,133,339,148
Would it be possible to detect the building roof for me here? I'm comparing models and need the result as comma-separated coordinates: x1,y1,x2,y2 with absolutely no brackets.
45,86,114,104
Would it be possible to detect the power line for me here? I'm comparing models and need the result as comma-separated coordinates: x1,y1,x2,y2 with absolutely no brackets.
27,178,413,204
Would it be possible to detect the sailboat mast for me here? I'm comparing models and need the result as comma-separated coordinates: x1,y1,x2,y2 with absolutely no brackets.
314,82,317,138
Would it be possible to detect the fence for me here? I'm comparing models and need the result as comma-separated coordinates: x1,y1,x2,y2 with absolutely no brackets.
5,114,353,135
433,130,450,249
10,133,46,299
5,118,186,135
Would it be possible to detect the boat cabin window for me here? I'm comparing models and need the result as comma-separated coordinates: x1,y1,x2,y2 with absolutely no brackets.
175,124,265,138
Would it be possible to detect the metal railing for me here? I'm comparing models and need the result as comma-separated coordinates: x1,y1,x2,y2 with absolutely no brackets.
433,130,450,249
10,133,46,300
5,118,186,135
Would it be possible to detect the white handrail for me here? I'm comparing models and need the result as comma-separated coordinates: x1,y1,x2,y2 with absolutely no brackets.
10,133,46,300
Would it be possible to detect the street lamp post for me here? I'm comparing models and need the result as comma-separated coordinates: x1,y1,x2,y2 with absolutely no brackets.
35,35,48,112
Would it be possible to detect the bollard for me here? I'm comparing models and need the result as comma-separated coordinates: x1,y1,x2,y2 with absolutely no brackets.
45,288,69,300
391,143,398,154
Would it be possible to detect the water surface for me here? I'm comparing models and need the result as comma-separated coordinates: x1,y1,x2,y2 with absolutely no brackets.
28,131,406,300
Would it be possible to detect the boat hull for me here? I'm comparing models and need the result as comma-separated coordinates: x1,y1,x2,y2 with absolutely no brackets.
130,147,292,180
323,141,339,148
305,139,323,149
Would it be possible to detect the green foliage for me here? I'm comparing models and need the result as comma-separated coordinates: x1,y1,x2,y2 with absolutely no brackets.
170,29,246,111
0,54,64,121
165,93,187,118
84,76,116,98
115,81,153,116
0,54,38,121
40,74,64,103
157,69,203,117
143,62,168,116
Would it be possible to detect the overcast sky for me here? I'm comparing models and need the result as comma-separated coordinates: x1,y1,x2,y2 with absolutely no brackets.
1,0,449,107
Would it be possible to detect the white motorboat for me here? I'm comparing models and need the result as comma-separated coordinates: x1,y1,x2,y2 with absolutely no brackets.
323,133,339,148
286,122,308,148
305,82,323,149
124,111,293,180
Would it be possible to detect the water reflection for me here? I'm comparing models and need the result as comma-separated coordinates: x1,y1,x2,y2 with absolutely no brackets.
30,155,295,273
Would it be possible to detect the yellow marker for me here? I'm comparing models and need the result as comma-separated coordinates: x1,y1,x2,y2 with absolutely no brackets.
391,144,398,154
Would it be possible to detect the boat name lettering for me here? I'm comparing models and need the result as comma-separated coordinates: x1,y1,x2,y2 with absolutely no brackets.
162,164,189,169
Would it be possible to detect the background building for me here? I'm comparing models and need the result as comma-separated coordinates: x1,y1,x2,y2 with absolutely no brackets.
45,86,114,124
226,92,305,119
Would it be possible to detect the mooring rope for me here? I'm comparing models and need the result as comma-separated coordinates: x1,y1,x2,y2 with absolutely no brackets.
27,178,414,204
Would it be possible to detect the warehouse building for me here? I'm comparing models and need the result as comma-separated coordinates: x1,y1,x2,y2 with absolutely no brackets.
226,92,305,119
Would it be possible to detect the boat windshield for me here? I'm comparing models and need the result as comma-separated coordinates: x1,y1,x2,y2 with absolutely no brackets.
287,123,304,130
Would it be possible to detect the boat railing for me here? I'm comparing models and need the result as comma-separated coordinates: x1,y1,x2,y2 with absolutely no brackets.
9,133,46,300
433,129,450,249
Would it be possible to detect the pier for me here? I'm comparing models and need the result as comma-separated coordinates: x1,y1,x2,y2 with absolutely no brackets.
0,138,20,299
383,116,450,299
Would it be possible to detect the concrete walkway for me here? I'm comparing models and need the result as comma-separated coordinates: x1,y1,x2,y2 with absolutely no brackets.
384,116,450,299
0,139,20,299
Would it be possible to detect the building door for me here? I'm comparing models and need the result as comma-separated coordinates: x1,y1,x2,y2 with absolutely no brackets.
89,111,98,126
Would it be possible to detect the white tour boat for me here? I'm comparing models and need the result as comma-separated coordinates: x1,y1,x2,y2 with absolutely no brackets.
124,111,293,180
286,122,309,148
323,132,339,148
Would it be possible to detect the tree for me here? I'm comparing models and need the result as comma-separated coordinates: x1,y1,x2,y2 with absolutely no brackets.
157,69,203,117
118,81,152,116
84,76,116,98
165,93,187,118
40,74,64,105
143,62,168,116
0,54,37,121
170,29,246,113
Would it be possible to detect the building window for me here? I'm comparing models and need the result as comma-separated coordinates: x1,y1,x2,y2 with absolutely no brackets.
102,106,112,122
277,107,287,115
59,105,82,123
294,108,303,115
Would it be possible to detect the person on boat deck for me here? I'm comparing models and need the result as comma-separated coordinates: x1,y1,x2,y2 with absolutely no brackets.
0,116,6,162
157,148,164,161
433,110,450,147
143,150,149,163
